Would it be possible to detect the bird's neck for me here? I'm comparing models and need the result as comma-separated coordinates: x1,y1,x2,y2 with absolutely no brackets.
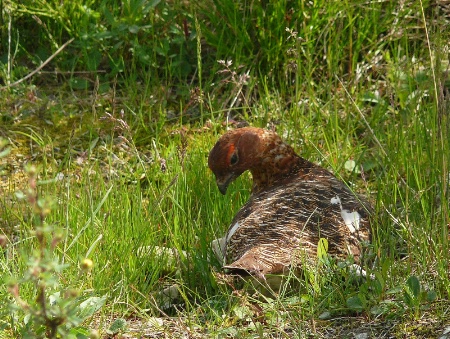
249,152,315,194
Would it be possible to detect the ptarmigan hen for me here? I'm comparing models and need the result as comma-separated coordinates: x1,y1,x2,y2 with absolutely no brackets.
208,127,372,280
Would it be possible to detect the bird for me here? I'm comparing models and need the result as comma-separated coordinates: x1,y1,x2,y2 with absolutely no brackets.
208,127,372,284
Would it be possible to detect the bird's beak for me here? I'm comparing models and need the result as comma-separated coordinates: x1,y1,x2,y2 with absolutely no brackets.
216,173,236,195
217,182,228,195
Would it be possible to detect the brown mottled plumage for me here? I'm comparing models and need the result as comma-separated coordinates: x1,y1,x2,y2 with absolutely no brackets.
208,127,372,279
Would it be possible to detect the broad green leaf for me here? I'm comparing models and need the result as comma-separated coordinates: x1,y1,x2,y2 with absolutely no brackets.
426,290,437,302
344,160,360,173
347,296,364,311
317,238,328,260
78,295,107,320
107,318,127,335
0,147,10,158
69,327,90,339
406,276,421,299
14,191,26,200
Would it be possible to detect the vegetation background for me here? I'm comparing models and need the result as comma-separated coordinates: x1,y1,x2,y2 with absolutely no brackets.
0,0,449,337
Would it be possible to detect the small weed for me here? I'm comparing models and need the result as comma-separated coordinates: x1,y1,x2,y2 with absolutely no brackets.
1,163,105,338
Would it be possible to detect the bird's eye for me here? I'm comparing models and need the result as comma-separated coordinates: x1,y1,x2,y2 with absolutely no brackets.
230,152,239,166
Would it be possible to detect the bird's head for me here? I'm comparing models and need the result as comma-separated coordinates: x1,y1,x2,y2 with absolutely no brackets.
208,127,264,194
208,127,299,195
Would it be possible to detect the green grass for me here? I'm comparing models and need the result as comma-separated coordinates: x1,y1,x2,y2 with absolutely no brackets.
1,0,449,337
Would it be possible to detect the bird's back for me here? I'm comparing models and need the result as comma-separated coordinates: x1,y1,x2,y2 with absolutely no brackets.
223,167,372,277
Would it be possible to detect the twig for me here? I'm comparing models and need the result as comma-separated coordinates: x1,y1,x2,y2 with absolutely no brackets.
0,38,75,91
419,0,438,112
